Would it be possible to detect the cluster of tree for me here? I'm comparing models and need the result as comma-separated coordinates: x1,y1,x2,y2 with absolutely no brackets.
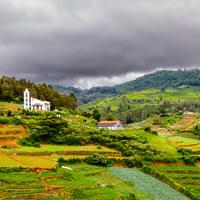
97,100,200,124
19,114,159,158
0,76,77,109
55,69,200,104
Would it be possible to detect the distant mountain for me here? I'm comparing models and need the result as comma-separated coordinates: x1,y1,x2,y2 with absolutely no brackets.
53,85,81,95
54,69,200,104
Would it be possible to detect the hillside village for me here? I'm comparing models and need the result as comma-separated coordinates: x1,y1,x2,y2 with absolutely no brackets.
1,72,200,199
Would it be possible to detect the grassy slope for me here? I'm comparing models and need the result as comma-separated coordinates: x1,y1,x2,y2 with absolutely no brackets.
116,129,178,156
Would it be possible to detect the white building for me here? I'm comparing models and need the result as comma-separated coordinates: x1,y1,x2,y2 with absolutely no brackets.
24,88,50,111
97,120,123,130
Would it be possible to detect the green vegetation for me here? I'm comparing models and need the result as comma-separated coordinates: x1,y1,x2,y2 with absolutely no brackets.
111,167,189,200
0,164,153,200
81,87,200,124
56,69,200,104
2,72,200,199
3,144,116,154
150,165,200,199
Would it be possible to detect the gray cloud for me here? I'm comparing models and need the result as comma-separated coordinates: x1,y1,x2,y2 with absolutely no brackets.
0,0,200,88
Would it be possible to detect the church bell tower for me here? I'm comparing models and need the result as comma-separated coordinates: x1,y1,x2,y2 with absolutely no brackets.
24,88,30,110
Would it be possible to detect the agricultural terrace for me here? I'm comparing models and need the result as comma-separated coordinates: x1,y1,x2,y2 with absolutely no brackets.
169,136,200,154
0,124,27,147
116,129,178,156
150,114,199,135
0,102,21,112
151,165,200,199
0,145,120,169
0,164,152,200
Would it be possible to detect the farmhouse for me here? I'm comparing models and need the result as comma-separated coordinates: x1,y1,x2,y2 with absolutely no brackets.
24,88,50,111
97,120,123,130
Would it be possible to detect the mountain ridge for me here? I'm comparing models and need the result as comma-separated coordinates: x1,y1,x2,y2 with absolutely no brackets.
54,69,200,104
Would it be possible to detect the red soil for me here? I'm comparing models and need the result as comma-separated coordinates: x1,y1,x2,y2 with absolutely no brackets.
152,162,184,167
0,125,27,147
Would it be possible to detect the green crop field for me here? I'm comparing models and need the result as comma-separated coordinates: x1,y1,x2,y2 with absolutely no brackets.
0,144,121,168
2,144,117,154
151,165,200,199
110,167,189,200
0,164,153,200
168,136,200,154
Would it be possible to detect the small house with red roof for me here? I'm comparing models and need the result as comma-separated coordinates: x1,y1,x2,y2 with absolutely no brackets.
97,120,123,130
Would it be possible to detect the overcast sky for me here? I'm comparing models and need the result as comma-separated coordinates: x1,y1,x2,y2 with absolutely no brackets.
0,0,200,88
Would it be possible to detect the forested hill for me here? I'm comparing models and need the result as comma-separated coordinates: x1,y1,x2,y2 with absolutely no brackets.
0,76,77,109
54,69,200,104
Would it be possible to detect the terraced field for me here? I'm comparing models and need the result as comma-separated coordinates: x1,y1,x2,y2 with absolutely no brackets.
151,114,199,136
151,165,200,199
0,145,121,169
0,102,21,112
171,115,199,131
0,164,152,200
0,124,27,147
169,136,200,154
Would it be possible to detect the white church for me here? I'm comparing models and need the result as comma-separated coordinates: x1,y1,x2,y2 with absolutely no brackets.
24,88,51,111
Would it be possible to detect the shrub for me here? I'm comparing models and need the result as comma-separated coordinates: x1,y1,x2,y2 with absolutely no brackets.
178,148,192,156
0,117,11,124
18,138,40,147
182,155,196,165
84,154,111,167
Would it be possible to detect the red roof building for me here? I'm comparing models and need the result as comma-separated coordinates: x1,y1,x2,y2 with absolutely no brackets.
97,120,123,130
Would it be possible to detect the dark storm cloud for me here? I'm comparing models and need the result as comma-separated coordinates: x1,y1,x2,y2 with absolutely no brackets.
0,0,200,87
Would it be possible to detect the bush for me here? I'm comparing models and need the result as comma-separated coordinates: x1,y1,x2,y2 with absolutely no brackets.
0,117,11,124
18,138,40,147
84,154,111,167
178,148,192,156
182,155,196,165
144,126,158,135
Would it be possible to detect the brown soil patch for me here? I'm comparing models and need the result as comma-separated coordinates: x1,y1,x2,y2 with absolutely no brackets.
177,144,198,147
0,139,17,147
171,116,198,130
151,125,175,135
152,162,184,167
164,171,200,174
31,168,56,173
0,125,27,147
112,162,128,168
13,151,122,157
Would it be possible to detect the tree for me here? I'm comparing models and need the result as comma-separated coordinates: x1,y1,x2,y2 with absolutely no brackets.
92,109,101,122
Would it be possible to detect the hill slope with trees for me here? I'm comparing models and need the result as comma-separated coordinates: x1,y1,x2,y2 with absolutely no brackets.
54,69,200,104
0,76,77,109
